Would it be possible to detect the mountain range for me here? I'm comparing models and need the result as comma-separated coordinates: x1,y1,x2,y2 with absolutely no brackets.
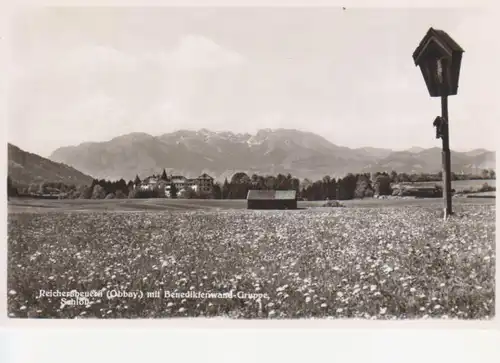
46,129,495,182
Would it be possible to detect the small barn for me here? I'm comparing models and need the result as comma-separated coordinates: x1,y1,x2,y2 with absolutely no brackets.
246,190,297,210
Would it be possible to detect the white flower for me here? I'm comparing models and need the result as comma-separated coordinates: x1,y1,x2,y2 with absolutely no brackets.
380,307,387,315
305,296,311,303
8,289,16,296
336,308,343,313
167,302,174,308
434,305,441,310
321,303,327,308
268,310,276,316
178,307,186,313
370,285,377,292
410,287,416,293
276,285,288,292
336,291,343,297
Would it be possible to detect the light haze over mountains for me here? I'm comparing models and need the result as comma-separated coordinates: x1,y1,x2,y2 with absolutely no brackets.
48,129,495,181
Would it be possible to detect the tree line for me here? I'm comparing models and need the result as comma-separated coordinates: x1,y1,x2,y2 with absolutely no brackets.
7,168,496,201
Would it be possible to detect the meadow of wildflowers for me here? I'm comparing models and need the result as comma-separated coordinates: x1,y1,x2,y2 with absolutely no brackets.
7,204,495,319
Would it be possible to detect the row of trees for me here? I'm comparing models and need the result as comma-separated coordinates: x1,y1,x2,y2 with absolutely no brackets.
73,172,387,201
8,168,496,201
212,172,391,201
367,169,495,184
58,178,180,200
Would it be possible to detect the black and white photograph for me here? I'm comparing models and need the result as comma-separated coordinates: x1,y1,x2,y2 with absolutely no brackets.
6,6,496,320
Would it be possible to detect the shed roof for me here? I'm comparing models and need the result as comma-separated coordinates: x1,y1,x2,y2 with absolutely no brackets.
247,190,296,200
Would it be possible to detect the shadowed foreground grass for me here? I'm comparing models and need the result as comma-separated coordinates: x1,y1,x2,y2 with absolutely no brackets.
7,204,495,319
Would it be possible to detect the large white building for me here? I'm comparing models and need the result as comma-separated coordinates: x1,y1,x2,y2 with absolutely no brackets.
138,176,159,190
193,173,214,194
136,173,215,197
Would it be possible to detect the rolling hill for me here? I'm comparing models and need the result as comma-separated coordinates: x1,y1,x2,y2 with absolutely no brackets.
8,143,94,186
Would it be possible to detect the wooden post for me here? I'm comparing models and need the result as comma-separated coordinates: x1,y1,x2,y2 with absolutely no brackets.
441,94,453,218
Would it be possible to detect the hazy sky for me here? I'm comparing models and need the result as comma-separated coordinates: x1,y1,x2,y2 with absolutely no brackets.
7,7,499,157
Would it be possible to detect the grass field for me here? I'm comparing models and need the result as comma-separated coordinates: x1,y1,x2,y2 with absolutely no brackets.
7,195,495,213
7,198,495,319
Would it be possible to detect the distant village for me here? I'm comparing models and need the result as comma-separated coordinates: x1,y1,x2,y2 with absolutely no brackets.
136,172,214,198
